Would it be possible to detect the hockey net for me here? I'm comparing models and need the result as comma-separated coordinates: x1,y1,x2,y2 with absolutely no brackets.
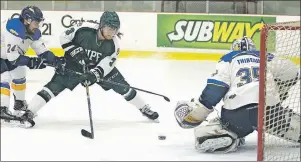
258,21,300,161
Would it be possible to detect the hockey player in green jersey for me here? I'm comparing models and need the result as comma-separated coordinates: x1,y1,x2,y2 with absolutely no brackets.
21,11,159,126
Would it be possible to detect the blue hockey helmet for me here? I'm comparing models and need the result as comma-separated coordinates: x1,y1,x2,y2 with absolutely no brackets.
20,6,44,23
231,36,256,51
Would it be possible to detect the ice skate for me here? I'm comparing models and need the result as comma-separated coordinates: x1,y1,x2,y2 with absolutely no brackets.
1,106,34,128
13,99,28,117
139,104,159,121
1,106,14,123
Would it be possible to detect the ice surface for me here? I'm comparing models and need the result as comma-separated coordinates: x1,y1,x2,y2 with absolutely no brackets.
1,59,258,161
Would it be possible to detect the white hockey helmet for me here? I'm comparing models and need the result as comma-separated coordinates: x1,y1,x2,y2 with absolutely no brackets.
231,36,256,51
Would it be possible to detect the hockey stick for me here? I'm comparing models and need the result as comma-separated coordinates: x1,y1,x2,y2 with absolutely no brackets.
47,64,94,138
60,67,170,102
99,79,170,102
81,66,95,139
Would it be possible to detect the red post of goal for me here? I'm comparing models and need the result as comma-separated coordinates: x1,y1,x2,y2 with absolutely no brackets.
257,21,300,161
258,24,268,162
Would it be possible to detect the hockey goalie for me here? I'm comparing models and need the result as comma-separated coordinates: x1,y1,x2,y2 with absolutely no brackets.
174,36,300,153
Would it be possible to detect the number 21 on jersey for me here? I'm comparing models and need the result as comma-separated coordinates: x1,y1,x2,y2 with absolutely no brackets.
236,66,259,87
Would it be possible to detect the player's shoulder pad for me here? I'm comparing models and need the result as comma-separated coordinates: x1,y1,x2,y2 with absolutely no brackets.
6,18,26,39
219,50,260,63
6,18,41,40
219,51,241,63
77,21,99,30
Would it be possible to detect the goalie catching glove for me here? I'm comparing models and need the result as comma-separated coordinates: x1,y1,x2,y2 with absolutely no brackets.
174,98,213,129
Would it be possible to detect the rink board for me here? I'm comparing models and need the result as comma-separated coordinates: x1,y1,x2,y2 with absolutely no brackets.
1,10,300,64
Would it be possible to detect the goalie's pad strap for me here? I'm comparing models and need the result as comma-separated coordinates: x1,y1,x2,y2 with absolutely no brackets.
196,134,236,153
194,118,241,153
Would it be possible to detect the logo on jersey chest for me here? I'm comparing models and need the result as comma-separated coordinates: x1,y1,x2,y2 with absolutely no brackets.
85,49,102,62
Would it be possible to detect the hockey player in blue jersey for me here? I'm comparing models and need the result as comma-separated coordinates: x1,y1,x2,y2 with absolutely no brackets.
174,36,300,153
0,6,65,127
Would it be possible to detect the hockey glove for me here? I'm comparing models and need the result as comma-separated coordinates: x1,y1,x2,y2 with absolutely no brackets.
81,66,104,87
50,57,66,68
69,46,89,66
27,57,46,69
38,51,66,73
51,57,66,75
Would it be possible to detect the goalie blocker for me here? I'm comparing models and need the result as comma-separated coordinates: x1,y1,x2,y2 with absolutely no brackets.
174,36,300,153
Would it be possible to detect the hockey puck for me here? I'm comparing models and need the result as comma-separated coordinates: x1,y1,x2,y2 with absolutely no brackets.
158,135,166,140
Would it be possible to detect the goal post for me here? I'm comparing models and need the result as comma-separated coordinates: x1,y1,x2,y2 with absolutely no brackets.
258,21,300,161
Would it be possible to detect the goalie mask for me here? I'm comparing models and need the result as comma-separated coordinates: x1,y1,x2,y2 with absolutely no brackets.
231,36,256,51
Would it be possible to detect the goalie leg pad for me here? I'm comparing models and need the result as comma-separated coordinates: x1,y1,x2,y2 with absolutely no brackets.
194,118,242,153
196,135,233,153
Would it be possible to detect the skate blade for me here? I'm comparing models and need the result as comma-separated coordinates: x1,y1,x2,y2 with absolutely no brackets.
145,118,160,123
12,110,25,117
1,119,34,129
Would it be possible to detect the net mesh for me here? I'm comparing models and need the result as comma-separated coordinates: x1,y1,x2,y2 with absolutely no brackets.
260,21,300,161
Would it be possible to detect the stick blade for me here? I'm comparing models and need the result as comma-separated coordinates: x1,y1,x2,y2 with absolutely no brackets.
81,129,94,139
163,96,170,102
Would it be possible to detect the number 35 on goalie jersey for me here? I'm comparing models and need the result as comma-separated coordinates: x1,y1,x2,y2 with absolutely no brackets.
201,50,272,111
